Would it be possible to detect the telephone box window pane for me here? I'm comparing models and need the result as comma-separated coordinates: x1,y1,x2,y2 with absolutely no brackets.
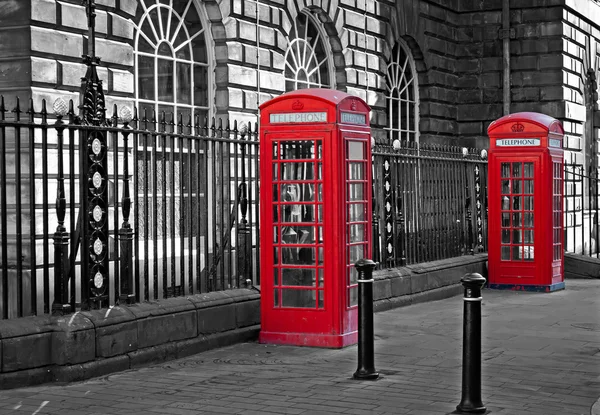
525,196,534,210
281,289,315,308
348,162,365,180
349,287,358,307
274,247,279,264
318,247,324,264
524,213,534,227
501,180,510,194
512,196,522,210
512,229,522,244
317,205,323,222
501,163,510,178
274,289,280,306
281,268,315,286
524,180,534,194
501,196,510,210
348,184,365,201
273,205,279,223
318,268,324,286
272,143,278,158
501,229,510,243
273,184,279,201
273,164,278,180
350,224,365,242
280,162,314,181
524,246,534,260
512,246,522,260
317,184,323,201
280,141,314,159
281,247,316,265
317,163,322,179
512,180,522,194
318,290,324,308
512,163,522,178
349,266,359,284
524,162,534,178
273,226,278,243
349,244,365,263
349,203,365,221
501,246,510,260
274,268,279,285
512,213,522,227
347,141,365,160
502,213,510,227
525,230,534,243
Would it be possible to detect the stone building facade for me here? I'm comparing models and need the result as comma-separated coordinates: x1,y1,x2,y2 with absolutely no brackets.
0,0,598,155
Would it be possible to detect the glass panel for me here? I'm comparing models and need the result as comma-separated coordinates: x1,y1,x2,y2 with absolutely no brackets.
138,35,154,53
349,266,358,284
138,56,155,100
524,230,534,243
274,268,279,285
524,196,534,210
512,213,522,227
317,184,323,201
318,268,324,287
512,163,522,178
176,62,191,104
193,65,208,107
273,247,278,264
524,246,534,260
501,180,510,194
349,224,365,242
524,213,534,227
273,226,278,243
157,58,174,102
176,43,191,60
501,196,510,210
273,163,278,180
281,247,316,265
348,203,365,222
317,205,323,223
274,289,280,306
280,162,314,181
501,163,511,178
502,213,510,227
512,180,522,194
512,246,522,260
348,162,364,180
501,246,510,260
524,162,534,178
281,268,315,286
273,204,279,223
501,229,510,243
348,184,365,201
281,289,315,308
512,196,522,210
347,141,365,160
317,163,322,179
349,244,365,263
349,287,358,307
512,229,522,244
524,180,534,194
280,141,314,159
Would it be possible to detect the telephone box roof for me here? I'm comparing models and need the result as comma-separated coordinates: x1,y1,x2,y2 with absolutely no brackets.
260,88,370,110
488,112,564,135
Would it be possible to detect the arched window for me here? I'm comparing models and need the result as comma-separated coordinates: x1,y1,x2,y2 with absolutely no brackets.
284,12,333,91
134,0,212,125
386,42,418,142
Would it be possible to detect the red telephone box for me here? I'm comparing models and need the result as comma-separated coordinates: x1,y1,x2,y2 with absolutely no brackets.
258,89,372,348
487,112,564,292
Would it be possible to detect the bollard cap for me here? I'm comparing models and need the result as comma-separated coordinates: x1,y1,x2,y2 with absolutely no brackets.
461,273,486,288
355,258,377,270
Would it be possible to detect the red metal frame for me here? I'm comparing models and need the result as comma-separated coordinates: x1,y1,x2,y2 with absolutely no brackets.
487,112,564,292
259,89,372,347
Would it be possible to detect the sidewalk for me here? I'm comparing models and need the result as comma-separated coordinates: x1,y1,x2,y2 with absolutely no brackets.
0,279,599,415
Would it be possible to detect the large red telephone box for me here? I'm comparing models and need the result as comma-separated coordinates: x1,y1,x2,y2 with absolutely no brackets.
487,112,564,292
259,89,372,348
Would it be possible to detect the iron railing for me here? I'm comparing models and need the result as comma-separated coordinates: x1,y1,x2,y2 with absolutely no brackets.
372,142,489,268
564,162,599,257
0,97,259,319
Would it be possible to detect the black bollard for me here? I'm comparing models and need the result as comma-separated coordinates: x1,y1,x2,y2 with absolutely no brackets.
456,273,487,414
353,258,379,380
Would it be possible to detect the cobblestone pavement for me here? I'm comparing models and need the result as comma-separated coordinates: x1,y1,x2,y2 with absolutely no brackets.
0,279,599,415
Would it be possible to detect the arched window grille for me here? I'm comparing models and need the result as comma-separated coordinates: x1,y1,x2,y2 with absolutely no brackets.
385,42,418,142
284,12,333,91
134,0,212,125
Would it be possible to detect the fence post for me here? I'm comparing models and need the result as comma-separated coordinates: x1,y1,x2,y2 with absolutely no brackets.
237,122,251,288
474,152,485,252
52,99,71,315
119,108,135,304
371,139,380,265
353,258,379,380
462,148,474,255
456,272,487,414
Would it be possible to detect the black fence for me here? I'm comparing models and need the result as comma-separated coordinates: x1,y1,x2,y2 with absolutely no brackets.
564,161,599,257
372,142,489,267
0,97,259,319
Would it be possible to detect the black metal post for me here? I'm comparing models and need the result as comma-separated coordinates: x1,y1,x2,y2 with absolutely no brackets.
353,258,379,380
456,273,487,414
52,99,71,315
237,122,251,288
119,108,135,304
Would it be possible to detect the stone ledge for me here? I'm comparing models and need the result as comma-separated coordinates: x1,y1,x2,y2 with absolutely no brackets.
565,253,600,279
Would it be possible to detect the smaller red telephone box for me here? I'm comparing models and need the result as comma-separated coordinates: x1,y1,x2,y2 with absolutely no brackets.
259,89,371,348
488,112,564,292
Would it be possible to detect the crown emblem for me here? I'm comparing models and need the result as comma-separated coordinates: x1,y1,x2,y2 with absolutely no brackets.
350,99,357,111
292,100,304,110
511,123,525,132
